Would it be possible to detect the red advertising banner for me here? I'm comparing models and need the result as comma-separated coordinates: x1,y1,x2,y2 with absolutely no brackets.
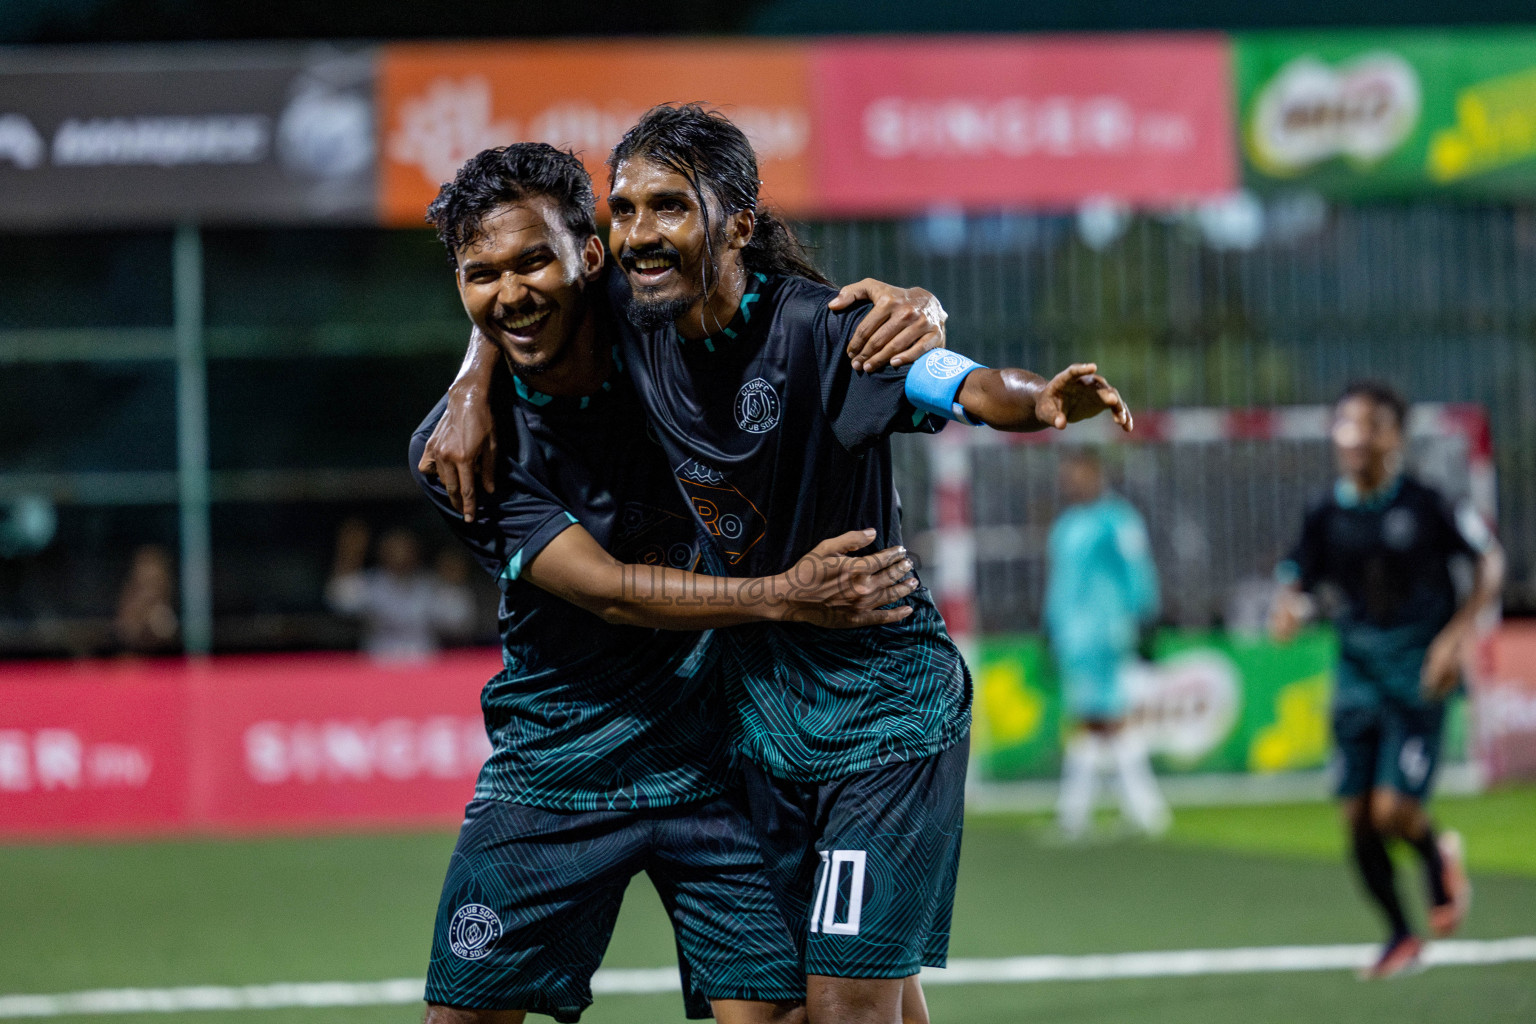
186,654,492,832
0,664,190,837
0,651,499,839
808,35,1237,214
1478,622,1536,784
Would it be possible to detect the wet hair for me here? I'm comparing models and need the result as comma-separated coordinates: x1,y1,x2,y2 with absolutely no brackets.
607,103,831,286
1337,380,1409,430
426,143,599,262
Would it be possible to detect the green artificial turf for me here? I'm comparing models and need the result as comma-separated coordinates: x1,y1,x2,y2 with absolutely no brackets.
2,790,1533,1023
1163,786,1536,876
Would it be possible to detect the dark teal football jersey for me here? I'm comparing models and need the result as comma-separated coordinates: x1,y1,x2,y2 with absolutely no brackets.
1282,474,1491,704
613,270,972,782
410,339,731,811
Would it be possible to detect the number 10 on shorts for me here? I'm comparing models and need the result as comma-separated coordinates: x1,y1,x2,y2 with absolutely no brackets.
809,849,867,935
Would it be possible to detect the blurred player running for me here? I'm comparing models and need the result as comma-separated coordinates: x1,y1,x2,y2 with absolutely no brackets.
429,104,1132,1024
1046,449,1167,840
412,143,935,1024
1271,381,1503,980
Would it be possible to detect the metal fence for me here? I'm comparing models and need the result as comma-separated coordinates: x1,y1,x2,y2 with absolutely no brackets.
3,199,1535,656
908,421,1481,635
802,202,1536,614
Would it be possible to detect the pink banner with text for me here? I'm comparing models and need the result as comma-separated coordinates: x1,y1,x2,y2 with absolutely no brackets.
1479,622,1536,784
0,652,498,839
809,35,1237,214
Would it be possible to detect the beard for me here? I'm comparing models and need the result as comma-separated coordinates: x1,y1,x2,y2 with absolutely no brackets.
623,290,696,331
619,237,722,332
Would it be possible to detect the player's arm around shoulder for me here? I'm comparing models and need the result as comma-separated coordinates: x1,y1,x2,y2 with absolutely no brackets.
417,327,502,522
408,410,538,580
520,527,919,632
904,351,1134,434
413,414,916,631
826,278,947,372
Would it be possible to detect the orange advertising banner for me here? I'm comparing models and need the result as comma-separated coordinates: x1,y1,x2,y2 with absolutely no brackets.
378,40,814,227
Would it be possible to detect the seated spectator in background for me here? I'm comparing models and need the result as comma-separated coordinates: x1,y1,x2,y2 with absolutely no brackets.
325,519,474,662
114,544,179,654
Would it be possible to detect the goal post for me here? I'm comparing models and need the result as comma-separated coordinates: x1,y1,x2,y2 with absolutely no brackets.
919,404,1498,786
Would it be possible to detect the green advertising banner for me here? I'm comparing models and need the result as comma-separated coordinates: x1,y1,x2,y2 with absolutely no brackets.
1234,30,1536,198
973,628,1467,781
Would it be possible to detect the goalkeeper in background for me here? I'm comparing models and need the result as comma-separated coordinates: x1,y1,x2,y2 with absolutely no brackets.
1046,449,1168,840
1271,381,1503,980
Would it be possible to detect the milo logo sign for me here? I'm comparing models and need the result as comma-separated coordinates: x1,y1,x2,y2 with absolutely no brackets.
1247,52,1421,175
1125,651,1242,763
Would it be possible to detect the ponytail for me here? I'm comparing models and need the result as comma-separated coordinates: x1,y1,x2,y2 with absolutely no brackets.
744,211,832,286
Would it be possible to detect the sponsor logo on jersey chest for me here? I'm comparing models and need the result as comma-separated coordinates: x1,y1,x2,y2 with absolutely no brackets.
734,377,781,433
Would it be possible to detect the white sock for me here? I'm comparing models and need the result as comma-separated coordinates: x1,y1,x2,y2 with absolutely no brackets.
1058,733,1105,837
1111,729,1170,836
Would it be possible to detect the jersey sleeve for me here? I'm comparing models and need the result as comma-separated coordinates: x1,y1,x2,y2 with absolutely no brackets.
1433,492,1495,560
1279,504,1328,591
808,295,946,455
409,398,578,583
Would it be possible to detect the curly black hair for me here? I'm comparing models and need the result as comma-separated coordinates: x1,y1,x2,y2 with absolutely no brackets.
426,143,599,261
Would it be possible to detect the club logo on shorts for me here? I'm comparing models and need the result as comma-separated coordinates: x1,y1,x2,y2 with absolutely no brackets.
924,352,973,380
1399,737,1431,789
448,903,502,960
734,378,781,434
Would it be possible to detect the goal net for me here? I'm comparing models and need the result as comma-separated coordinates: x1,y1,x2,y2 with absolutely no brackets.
894,404,1497,784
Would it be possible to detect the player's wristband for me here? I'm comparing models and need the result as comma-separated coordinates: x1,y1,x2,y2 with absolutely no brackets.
905,349,987,425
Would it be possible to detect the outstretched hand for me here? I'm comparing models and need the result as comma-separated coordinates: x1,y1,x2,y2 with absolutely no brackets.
418,379,498,522
1036,363,1133,432
830,279,947,373
778,529,917,628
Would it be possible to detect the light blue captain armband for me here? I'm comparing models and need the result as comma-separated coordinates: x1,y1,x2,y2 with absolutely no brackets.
905,349,987,425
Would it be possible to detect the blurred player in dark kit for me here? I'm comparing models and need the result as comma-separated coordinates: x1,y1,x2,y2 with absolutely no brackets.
1271,381,1503,979
413,143,941,1024
428,105,1133,1024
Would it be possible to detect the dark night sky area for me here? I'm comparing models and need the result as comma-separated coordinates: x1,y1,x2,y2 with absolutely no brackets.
1,0,1532,45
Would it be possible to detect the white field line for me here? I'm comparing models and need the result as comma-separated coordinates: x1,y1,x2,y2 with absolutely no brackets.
2,938,1533,1018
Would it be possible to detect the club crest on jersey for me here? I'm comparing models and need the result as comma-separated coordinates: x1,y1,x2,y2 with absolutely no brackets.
734,378,781,433
448,903,502,960
1382,507,1418,550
